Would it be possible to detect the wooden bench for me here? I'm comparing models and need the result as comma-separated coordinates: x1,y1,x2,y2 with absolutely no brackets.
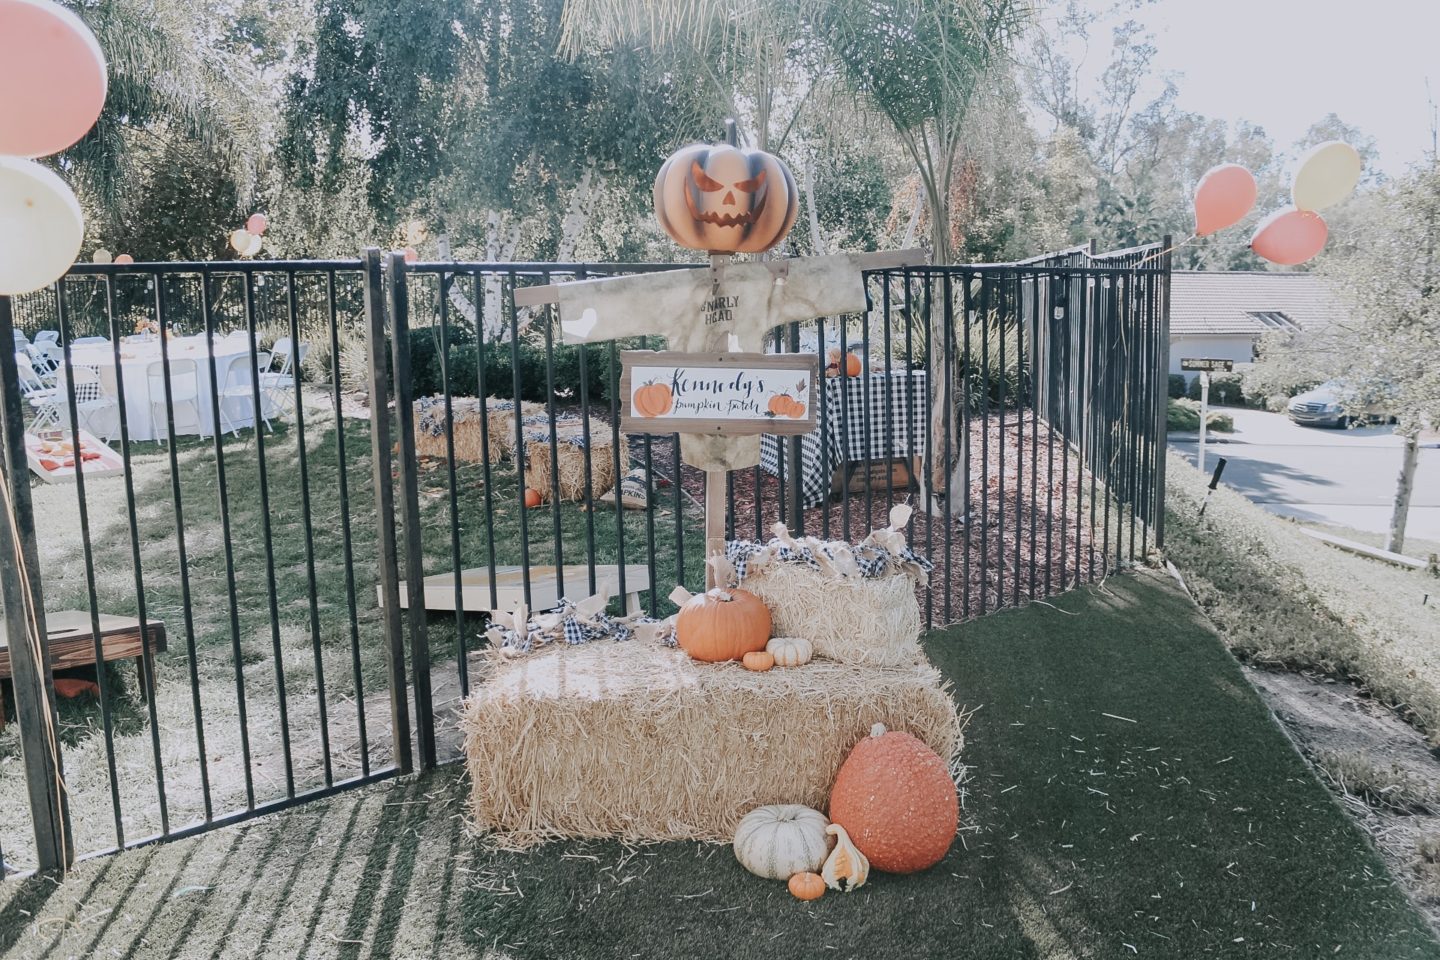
384,564,654,617
0,611,167,728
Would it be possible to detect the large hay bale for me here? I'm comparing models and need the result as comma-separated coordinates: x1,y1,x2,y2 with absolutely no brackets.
460,642,961,849
486,400,546,461
413,396,543,464
524,418,619,502
741,565,923,667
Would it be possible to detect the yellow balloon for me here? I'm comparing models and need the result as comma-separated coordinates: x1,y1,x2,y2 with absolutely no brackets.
0,156,83,295
1292,141,1362,212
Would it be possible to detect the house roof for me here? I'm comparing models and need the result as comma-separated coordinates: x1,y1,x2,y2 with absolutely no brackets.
1170,271,1343,338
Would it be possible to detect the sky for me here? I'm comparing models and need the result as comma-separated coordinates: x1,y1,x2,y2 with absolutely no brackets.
1066,0,1440,177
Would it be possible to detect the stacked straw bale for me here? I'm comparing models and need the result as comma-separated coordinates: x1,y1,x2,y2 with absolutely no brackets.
460,642,961,849
412,396,544,463
740,566,922,667
524,417,620,502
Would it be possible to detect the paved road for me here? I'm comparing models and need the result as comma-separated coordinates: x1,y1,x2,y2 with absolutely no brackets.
1168,408,1440,543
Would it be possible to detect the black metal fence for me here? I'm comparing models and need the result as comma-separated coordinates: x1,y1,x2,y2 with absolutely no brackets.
0,240,1168,875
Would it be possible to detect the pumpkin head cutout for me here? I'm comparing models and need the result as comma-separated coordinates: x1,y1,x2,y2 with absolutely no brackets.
654,121,798,254
675,587,771,662
828,723,957,874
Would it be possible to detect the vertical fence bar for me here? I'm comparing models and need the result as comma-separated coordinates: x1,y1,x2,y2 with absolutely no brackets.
1154,239,1172,549
473,271,500,612
0,293,72,872
363,248,413,775
387,252,435,771
434,273,469,700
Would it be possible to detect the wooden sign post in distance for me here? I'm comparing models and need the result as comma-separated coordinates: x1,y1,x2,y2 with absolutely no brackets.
513,120,924,587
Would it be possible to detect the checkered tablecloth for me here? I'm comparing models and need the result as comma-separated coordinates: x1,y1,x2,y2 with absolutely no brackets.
761,369,928,506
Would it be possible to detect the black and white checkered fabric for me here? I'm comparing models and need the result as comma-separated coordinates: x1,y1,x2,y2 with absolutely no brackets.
760,369,928,507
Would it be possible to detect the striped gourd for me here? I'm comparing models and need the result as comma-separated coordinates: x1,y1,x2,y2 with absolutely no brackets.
733,805,831,881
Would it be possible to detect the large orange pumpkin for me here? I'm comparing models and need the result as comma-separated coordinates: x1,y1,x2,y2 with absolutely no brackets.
828,723,957,873
675,588,771,662
653,123,798,254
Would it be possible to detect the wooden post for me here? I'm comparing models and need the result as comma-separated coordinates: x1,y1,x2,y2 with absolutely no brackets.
0,294,72,871
705,469,727,589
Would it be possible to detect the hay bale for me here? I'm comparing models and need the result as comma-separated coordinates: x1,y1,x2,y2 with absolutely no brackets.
460,642,961,849
741,564,923,667
413,396,543,463
524,418,619,502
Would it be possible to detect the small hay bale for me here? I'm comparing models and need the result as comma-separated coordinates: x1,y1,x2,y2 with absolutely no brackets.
524,418,619,502
485,400,545,461
740,564,922,667
460,642,960,849
413,396,542,464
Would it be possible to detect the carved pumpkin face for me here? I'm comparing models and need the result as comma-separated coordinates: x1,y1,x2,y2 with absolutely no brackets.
654,142,798,254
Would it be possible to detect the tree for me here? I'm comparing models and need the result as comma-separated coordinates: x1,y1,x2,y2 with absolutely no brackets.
1250,161,1440,553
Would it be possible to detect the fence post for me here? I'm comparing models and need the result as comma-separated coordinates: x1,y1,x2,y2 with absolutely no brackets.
0,293,73,872
386,251,436,771
1153,235,1172,549
363,248,414,775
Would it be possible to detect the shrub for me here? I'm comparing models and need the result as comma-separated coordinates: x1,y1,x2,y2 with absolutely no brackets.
1168,374,1188,399
1185,372,1249,406
405,324,641,404
1168,399,1234,433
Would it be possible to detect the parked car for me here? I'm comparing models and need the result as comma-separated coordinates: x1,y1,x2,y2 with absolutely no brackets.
1286,379,1393,428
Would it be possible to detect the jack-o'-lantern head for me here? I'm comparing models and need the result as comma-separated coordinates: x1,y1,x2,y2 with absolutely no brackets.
654,122,798,255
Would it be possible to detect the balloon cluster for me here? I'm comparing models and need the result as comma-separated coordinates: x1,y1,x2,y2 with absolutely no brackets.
0,0,107,295
229,213,268,257
1193,141,1362,267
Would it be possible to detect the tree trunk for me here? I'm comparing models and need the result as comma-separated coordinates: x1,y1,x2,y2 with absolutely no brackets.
1387,430,1421,554
481,210,522,341
555,165,596,264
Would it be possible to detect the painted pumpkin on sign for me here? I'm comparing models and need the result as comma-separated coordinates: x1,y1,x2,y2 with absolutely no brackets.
633,381,673,418
653,123,798,254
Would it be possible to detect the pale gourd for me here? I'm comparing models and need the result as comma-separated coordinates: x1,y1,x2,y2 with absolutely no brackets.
733,805,832,881
766,636,813,668
821,823,870,892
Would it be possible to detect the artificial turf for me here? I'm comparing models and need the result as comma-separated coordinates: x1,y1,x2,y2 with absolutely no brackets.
3,570,1435,959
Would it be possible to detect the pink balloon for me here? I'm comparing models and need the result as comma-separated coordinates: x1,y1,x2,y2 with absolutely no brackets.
113,254,134,264
1250,208,1328,266
0,0,107,158
402,246,418,264
246,213,268,235
1193,164,1257,237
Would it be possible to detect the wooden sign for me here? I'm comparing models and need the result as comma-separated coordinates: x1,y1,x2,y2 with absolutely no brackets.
1181,357,1234,373
619,351,818,436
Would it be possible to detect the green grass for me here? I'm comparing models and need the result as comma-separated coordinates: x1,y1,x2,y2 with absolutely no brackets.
4,570,1434,958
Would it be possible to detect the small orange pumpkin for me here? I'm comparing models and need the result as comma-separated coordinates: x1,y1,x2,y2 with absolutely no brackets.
675,588,771,663
828,723,957,874
826,348,862,377
788,872,825,901
523,488,542,508
633,381,674,418
742,650,775,672
653,123,799,254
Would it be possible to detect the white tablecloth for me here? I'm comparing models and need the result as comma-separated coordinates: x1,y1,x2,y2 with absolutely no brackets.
68,334,273,442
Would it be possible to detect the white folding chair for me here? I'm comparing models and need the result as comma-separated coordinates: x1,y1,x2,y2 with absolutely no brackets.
15,353,61,430
56,365,120,442
11,329,28,350
24,343,59,383
71,336,110,346
217,351,273,437
148,359,204,442
260,338,309,416
33,330,59,346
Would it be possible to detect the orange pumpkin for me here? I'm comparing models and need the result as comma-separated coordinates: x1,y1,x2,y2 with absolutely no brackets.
675,588,771,663
742,650,775,672
523,488,542,508
653,123,798,254
828,723,957,874
633,381,674,418
788,872,825,901
825,349,862,377
767,394,804,419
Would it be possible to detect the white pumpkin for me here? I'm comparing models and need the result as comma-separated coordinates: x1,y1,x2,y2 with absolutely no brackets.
765,636,813,668
733,804,832,880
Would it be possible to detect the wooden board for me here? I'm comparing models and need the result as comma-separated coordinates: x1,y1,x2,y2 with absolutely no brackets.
24,430,125,484
619,351,818,437
0,611,166,677
384,564,654,616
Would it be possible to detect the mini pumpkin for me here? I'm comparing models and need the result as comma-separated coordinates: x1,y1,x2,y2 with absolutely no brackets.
788,872,825,901
767,394,803,418
523,488,542,508
828,723,958,874
821,823,869,892
742,650,775,672
826,348,862,377
653,123,799,254
675,587,772,662
766,636,813,668
734,804,832,880
633,381,673,418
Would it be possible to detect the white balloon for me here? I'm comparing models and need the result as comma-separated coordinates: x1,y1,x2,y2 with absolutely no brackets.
92,247,112,264
0,156,83,295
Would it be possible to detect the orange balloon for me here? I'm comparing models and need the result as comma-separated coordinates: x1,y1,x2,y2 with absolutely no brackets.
1193,164,1257,237
113,253,134,264
1250,208,1327,266
0,0,107,157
